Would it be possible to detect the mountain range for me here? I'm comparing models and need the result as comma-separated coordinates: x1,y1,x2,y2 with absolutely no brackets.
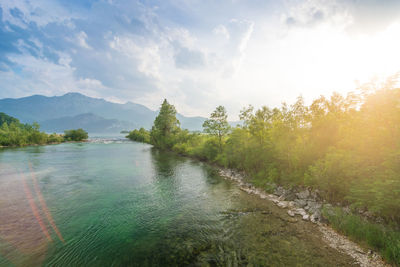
0,93,207,133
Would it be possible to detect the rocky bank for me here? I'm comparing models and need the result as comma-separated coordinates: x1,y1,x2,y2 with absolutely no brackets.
218,168,390,267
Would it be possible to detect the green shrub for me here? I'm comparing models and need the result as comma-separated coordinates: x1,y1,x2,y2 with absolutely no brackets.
64,129,88,141
201,137,220,161
0,114,64,147
127,128,150,143
305,148,361,203
48,133,64,143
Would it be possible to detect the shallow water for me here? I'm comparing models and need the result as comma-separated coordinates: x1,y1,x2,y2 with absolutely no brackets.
0,138,355,266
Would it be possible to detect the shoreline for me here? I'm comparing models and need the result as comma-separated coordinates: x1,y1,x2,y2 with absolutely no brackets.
0,140,89,149
218,168,389,267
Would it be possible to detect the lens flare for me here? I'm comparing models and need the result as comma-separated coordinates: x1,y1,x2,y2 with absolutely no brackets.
29,163,65,243
21,171,53,242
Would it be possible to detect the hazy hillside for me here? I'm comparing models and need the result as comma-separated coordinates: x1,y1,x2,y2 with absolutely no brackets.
0,93,207,132
40,113,137,133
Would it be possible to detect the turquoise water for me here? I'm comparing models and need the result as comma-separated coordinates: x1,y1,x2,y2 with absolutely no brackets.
0,139,354,266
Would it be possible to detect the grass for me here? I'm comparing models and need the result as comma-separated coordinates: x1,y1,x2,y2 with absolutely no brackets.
322,207,400,266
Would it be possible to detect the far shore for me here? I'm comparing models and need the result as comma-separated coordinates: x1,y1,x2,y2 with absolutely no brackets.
0,140,89,149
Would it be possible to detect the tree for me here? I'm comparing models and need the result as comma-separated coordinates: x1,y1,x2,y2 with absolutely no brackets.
150,99,180,148
202,105,230,152
0,113,65,146
127,128,150,143
64,129,88,141
240,105,272,145
0,112,20,125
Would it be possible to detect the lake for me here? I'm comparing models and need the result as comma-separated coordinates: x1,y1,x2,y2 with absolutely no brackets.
0,138,355,266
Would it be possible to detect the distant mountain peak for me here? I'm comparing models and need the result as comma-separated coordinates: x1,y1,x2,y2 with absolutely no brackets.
0,92,206,132
61,92,88,98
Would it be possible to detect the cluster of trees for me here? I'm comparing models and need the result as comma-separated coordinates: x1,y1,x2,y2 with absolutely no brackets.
0,112,88,146
126,128,150,143
64,129,89,141
127,81,400,225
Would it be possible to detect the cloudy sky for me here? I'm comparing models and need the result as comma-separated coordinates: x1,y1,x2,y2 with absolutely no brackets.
1,0,400,118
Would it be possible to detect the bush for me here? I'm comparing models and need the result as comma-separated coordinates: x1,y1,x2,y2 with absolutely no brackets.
64,129,88,141
200,137,220,161
48,133,64,143
0,115,64,147
127,128,150,143
305,148,360,203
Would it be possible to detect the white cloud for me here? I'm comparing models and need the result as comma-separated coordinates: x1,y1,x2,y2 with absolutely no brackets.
213,25,230,39
282,0,352,29
77,31,92,49
2,0,400,120
0,0,76,28
109,36,162,79
0,52,113,100
209,19,255,78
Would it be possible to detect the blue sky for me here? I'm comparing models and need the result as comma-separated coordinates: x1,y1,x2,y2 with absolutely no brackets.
1,0,400,118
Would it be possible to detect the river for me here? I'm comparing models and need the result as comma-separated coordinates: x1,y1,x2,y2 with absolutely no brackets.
0,137,355,266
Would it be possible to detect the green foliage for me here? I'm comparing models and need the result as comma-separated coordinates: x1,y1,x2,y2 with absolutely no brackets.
171,130,203,156
203,106,230,152
305,148,361,202
47,133,64,143
127,128,150,143
200,137,220,161
64,128,88,141
150,99,180,149
137,82,400,226
0,112,20,125
0,113,64,147
322,207,400,265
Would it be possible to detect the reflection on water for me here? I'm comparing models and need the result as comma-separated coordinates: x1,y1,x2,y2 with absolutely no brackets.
0,140,355,266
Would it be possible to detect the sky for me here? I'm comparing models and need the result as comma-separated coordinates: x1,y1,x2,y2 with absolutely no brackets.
1,0,400,119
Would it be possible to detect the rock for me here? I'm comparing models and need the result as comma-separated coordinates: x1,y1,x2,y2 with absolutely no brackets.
294,199,307,208
310,210,322,223
302,214,310,221
272,198,280,204
274,186,286,197
307,201,322,214
296,189,310,199
277,201,289,209
288,210,295,217
310,190,319,201
287,201,296,208
293,208,307,217
278,194,285,201
283,191,297,201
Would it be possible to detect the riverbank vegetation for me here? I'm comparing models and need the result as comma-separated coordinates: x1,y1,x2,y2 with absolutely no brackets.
322,207,400,264
0,112,88,146
126,127,150,143
64,129,89,141
127,79,400,265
